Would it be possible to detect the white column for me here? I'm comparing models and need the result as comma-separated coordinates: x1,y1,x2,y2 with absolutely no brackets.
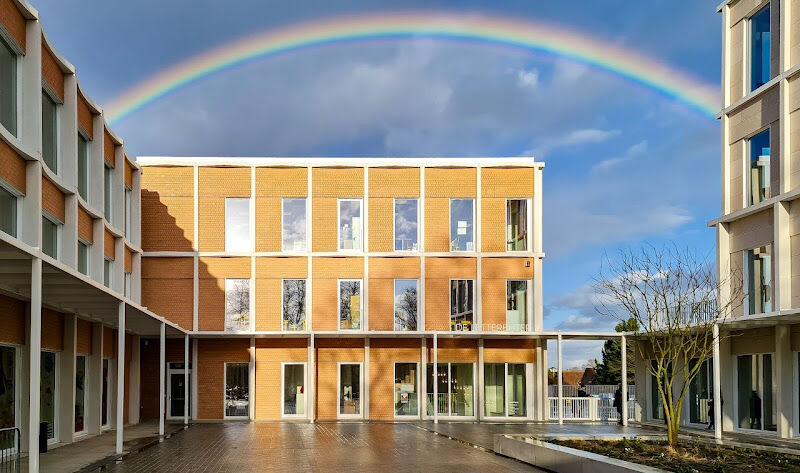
191,340,198,420
557,333,563,425
158,323,165,436
28,259,42,473
477,339,484,422
621,335,628,426
420,337,427,421
364,337,370,420
249,337,255,421
115,303,125,454
184,335,189,425
59,314,77,443
433,333,438,424
712,324,722,440
775,325,793,438
308,334,315,423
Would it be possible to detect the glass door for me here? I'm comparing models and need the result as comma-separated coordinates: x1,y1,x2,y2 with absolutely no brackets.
737,354,776,431
75,355,87,433
167,363,191,419
41,351,57,443
688,358,712,425
224,362,250,419
394,363,418,417
282,363,306,418
484,363,526,418
101,358,109,428
0,346,16,452
426,363,474,417
338,363,362,418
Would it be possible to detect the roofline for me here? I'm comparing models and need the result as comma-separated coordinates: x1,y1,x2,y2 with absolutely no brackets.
136,156,544,168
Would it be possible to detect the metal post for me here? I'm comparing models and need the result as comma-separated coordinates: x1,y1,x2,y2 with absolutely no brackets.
712,324,722,440
557,333,563,425
159,323,165,436
28,259,42,473
184,334,189,425
433,333,438,424
116,303,125,454
621,334,628,427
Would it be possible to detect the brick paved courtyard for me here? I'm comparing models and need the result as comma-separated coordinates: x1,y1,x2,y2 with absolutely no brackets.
99,422,544,472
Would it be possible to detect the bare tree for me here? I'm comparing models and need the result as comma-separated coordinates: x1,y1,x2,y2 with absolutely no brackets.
593,244,743,446
395,287,418,330
282,279,306,329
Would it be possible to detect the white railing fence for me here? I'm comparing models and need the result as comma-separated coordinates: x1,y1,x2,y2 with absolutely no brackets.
547,385,636,422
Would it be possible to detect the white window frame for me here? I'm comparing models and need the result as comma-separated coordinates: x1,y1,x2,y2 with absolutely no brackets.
223,362,250,420
745,2,771,94
0,32,22,137
41,211,62,260
74,354,89,436
733,352,777,434
449,198,475,252
337,362,364,419
0,178,22,238
281,278,307,332
224,278,251,333
280,362,308,419
41,349,60,444
224,197,251,253
124,187,132,240
393,279,419,332
393,361,420,419
337,278,363,332
505,279,530,332
483,362,530,420
427,362,477,419
77,238,91,276
281,197,307,253
166,362,191,420
41,86,61,176
449,278,475,332
744,126,771,207
392,198,419,252
337,198,363,252
505,198,532,253
743,244,772,316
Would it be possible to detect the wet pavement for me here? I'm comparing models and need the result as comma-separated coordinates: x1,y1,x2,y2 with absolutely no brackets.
98,422,545,472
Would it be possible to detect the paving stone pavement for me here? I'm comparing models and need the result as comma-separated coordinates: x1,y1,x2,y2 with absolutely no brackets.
98,422,545,472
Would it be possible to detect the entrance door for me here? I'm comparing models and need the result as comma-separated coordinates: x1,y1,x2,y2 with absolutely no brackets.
167,364,191,419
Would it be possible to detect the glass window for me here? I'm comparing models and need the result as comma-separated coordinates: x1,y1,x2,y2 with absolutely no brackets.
42,216,59,259
748,130,770,205
225,198,250,252
78,135,89,200
0,186,16,237
104,165,112,222
395,363,418,416
506,280,528,331
103,259,111,287
506,199,528,251
282,279,306,331
339,363,361,417
41,91,57,174
750,5,771,91
737,354,776,431
484,363,526,418
224,362,249,418
124,189,132,240
394,279,418,331
450,279,474,331
0,346,15,433
746,245,772,315
101,358,109,426
282,198,306,251
225,278,250,332
41,351,57,441
78,241,89,275
507,363,526,417
283,364,305,416
0,36,16,135
689,358,712,425
339,280,361,330
394,199,418,251
450,199,474,251
75,355,86,433
426,363,474,417
338,199,362,251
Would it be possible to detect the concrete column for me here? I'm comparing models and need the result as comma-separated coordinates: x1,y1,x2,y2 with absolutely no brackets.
159,323,165,436
128,336,140,426
87,323,103,435
191,340,198,420
557,333,563,425
621,335,628,426
364,337,369,420
535,341,548,421
58,314,76,443
775,325,793,438
477,338,484,421
719,329,735,432
308,334,314,423
774,202,791,311
184,335,189,425
115,303,125,454
249,337,255,421
28,259,42,473
712,324,723,439
420,337,427,421
475,166,482,329
632,342,647,422
433,333,438,424
419,167,425,332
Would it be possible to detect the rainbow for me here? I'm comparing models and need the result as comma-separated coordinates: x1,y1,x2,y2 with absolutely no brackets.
105,12,719,125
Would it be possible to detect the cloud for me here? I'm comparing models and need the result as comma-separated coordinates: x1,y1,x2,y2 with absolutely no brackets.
527,128,621,157
592,140,648,171
516,68,539,90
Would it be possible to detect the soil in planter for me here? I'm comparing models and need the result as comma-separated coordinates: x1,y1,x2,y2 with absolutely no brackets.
549,438,800,473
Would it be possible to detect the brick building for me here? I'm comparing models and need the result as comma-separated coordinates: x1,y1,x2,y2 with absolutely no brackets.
137,157,546,422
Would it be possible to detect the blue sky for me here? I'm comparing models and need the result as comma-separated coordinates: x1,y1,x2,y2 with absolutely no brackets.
33,0,721,368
